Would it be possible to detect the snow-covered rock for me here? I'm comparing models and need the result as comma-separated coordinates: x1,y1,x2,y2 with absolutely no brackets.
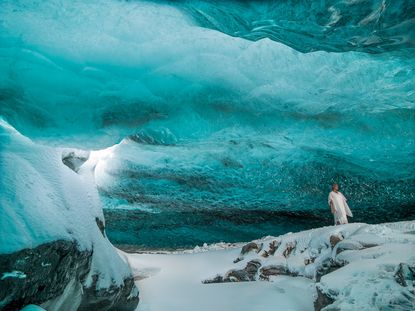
201,221,415,310
0,119,139,310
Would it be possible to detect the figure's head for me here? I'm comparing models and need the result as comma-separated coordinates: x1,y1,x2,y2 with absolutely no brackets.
332,183,339,191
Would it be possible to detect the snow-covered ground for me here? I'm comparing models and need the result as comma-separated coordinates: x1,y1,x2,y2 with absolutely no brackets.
127,248,315,311
126,221,415,311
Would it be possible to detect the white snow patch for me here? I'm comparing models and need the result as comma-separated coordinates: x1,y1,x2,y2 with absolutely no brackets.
1,271,27,280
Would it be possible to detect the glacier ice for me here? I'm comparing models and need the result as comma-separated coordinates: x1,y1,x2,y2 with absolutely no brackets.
180,0,415,53
0,0,414,309
0,0,413,248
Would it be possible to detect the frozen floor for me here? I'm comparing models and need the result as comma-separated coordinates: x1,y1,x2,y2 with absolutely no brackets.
127,248,315,311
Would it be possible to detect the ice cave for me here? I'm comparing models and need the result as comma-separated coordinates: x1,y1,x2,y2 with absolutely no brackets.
0,0,414,310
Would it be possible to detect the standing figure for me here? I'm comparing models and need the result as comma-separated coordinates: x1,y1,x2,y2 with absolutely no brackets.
328,183,353,225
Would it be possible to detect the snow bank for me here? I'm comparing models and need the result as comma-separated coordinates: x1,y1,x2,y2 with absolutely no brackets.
128,221,415,311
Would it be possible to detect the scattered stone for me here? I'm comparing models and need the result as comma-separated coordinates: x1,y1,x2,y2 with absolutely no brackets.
204,260,262,283
78,275,139,311
282,241,296,258
241,242,262,255
95,217,106,238
61,150,90,173
304,257,315,265
329,233,343,248
334,240,363,255
394,263,415,287
233,242,263,263
202,275,224,284
259,264,295,280
315,258,345,282
314,285,336,311
360,242,379,249
224,260,262,282
261,240,280,258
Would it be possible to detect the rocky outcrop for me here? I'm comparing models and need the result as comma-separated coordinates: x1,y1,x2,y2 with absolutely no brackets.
329,233,343,248
0,240,139,311
259,264,296,281
233,242,263,263
282,241,296,258
315,258,345,282
261,240,280,258
394,263,415,287
202,222,415,310
95,217,106,238
313,285,336,311
0,240,91,310
61,150,90,173
78,275,139,311
203,260,261,283
0,122,139,311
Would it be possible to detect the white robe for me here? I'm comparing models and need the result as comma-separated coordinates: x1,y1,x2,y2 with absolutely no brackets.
328,191,353,225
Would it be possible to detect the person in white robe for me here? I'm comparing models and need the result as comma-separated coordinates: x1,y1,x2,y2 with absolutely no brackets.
328,183,353,225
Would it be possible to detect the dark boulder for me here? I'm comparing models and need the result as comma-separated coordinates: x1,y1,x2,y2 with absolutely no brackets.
203,260,262,283
0,240,91,310
329,234,343,248
78,275,139,311
233,242,263,263
314,285,337,311
394,263,415,287
259,264,296,280
282,241,296,258
0,240,139,311
61,150,90,173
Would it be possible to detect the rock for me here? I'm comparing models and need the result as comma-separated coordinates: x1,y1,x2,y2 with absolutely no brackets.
202,275,224,284
224,260,261,282
315,258,345,282
95,217,106,237
329,234,343,248
204,260,262,283
0,240,91,310
334,240,363,255
394,263,415,287
61,150,90,173
241,242,262,255
0,240,139,311
261,240,280,258
233,242,263,263
304,257,315,265
314,285,336,311
360,242,379,249
78,275,139,311
259,264,295,280
282,241,296,258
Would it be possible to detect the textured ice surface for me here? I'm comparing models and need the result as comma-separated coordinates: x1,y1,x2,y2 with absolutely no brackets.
0,0,414,248
180,0,415,53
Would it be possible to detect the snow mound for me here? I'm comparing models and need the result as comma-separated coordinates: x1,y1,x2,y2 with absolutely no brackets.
201,221,415,310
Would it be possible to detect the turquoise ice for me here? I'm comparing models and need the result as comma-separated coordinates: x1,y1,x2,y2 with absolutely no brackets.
0,0,414,248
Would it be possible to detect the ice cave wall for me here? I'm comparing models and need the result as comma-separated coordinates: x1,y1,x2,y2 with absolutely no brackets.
0,0,414,306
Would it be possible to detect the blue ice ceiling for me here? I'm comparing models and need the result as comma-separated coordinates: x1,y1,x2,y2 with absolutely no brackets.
1,0,414,248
